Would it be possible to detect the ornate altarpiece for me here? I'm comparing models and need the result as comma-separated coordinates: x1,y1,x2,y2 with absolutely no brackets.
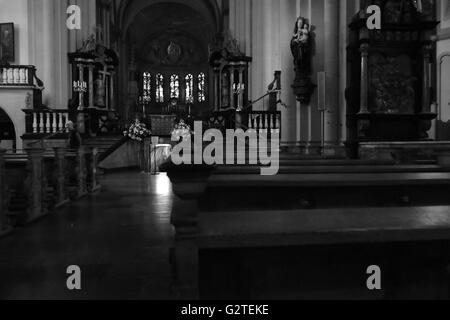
209,32,252,112
346,0,439,154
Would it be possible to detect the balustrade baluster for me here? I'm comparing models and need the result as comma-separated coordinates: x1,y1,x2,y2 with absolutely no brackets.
24,68,29,84
45,113,51,133
13,68,19,84
52,113,58,133
32,113,38,134
19,68,25,84
58,113,64,132
39,113,45,133
7,69,13,84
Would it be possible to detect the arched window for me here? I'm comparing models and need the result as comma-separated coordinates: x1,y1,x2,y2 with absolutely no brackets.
143,72,151,101
156,73,164,103
170,74,180,99
185,74,194,103
198,72,206,102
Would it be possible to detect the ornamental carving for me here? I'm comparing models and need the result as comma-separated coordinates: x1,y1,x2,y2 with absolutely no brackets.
369,54,418,114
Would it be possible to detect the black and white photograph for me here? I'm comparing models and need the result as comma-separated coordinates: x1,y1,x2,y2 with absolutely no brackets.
1,0,450,307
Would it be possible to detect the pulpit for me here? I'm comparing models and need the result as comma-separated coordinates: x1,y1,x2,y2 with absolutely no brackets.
346,0,439,158
68,45,118,111
68,43,119,136
209,33,252,111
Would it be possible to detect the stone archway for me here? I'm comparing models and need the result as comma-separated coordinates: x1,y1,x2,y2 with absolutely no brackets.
0,107,17,151
116,0,222,120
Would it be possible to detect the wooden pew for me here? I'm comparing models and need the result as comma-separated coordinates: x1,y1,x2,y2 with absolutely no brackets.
198,207,450,299
164,157,450,299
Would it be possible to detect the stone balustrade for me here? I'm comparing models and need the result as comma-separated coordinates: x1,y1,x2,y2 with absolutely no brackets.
23,110,70,135
0,65,38,86
246,111,282,137
0,146,101,233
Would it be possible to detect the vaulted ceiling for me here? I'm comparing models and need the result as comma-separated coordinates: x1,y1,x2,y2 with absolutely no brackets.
126,3,213,44
117,0,222,42
116,0,222,65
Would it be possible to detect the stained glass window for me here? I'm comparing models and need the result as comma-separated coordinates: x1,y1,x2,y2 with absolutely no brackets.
198,72,206,102
156,73,164,103
170,74,180,99
185,74,194,103
143,72,151,102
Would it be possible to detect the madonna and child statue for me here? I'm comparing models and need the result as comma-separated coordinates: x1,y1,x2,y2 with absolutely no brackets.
291,16,315,104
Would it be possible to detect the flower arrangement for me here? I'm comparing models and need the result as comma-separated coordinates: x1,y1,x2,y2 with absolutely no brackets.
171,119,192,142
123,119,151,142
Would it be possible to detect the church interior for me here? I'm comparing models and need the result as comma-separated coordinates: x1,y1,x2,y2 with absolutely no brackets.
1,0,450,300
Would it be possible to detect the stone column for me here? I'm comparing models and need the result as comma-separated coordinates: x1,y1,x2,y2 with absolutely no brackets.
238,66,245,109
77,63,86,134
88,64,95,109
0,149,7,234
359,43,370,114
421,43,433,113
25,148,45,224
77,64,86,109
324,0,340,151
213,70,220,111
54,148,69,207
229,66,236,109
110,71,116,111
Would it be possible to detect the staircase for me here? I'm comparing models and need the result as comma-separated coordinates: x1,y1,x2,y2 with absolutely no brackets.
84,136,126,162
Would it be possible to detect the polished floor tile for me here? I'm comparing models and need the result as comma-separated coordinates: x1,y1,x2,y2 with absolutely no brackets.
0,172,175,300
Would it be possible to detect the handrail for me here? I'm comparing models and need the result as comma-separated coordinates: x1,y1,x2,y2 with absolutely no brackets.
27,129,67,147
97,136,129,163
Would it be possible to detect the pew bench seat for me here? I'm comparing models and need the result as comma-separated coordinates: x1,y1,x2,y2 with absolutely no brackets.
198,206,450,249
214,164,450,175
207,172,450,187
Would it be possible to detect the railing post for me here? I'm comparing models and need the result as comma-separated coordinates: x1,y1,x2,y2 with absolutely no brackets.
143,138,152,173
0,149,12,236
87,147,101,192
76,146,88,198
25,148,45,224
164,163,214,299
54,148,69,207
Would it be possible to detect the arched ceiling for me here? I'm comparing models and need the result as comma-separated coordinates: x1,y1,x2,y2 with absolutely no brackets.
126,3,213,45
118,0,221,42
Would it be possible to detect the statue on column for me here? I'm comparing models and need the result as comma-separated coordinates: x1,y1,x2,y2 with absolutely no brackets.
291,17,311,75
291,17,315,104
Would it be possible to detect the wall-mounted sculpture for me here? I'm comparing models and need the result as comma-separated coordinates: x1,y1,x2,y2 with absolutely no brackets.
291,17,315,104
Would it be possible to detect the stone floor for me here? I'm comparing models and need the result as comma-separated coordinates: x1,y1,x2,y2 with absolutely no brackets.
0,171,175,300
